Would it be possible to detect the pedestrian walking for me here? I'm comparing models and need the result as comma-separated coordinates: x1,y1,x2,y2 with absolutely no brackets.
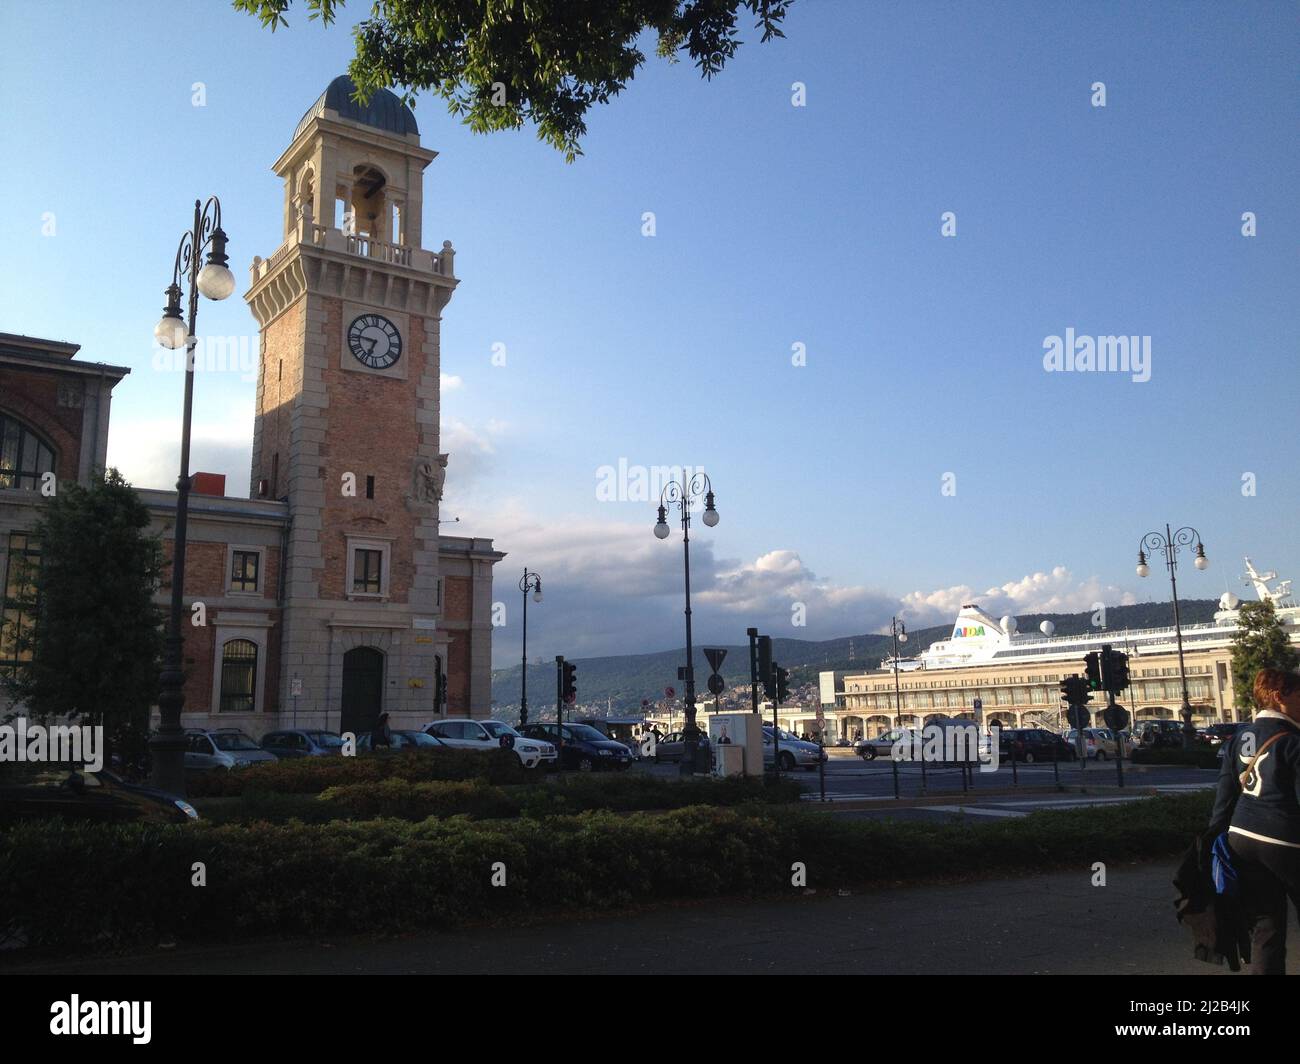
372,711,392,749
1206,667,1300,974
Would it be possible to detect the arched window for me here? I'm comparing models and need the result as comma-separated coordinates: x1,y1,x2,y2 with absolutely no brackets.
0,412,56,491
219,639,258,713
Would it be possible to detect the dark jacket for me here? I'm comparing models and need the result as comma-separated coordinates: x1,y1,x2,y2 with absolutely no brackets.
1172,834,1250,971
1208,712,1300,845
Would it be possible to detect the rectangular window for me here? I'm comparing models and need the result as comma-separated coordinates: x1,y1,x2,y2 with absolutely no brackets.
365,475,375,499
1,533,41,672
354,549,383,594
230,550,261,593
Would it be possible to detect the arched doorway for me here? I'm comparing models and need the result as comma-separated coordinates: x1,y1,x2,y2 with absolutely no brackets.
340,646,384,736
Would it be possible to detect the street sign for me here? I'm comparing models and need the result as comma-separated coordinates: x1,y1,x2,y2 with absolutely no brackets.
290,677,303,697
972,698,982,710
707,673,725,696
1103,703,1131,730
1067,705,1091,730
972,697,983,722
665,686,675,698
703,647,727,672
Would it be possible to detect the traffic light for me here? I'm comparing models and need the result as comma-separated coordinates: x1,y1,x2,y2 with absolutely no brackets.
1083,651,1102,691
562,660,577,704
1059,674,1091,707
775,664,790,704
758,635,774,698
1104,648,1131,694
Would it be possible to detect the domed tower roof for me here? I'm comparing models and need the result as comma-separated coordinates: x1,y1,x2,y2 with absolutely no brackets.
294,74,419,141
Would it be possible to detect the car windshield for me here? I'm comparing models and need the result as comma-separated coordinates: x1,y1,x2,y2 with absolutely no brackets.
566,725,607,742
306,732,344,748
211,732,261,751
394,731,439,746
481,721,520,738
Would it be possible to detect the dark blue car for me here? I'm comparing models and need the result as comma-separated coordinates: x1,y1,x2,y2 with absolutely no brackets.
519,722,633,772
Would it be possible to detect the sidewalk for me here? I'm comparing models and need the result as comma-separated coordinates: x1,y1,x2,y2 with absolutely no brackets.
10,861,1291,975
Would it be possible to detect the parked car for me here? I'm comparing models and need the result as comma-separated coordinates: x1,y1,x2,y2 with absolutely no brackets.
763,726,827,772
184,729,279,771
424,718,557,770
652,730,712,764
0,765,199,826
261,729,344,758
517,722,632,771
1065,727,1124,760
356,729,444,752
834,737,852,748
999,728,1077,763
1132,719,1187,748
855,728,915,761
1200,722,1246,746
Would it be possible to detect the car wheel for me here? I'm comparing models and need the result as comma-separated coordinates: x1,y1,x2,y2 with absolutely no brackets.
1024,752,1037,764
779,752,796,772
1095,750,1107,761
578,756,595,772
861,747,878,761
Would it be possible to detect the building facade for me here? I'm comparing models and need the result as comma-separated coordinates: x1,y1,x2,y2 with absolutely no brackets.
0,76,503,738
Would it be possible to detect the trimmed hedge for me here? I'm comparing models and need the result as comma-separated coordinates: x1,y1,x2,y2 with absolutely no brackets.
185,748,528,797
195,773,804,825
0,791,1213,954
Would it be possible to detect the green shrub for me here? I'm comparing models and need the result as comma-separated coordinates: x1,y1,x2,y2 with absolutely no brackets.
0,792,1213,953
195,771,801,825
185,748,527,797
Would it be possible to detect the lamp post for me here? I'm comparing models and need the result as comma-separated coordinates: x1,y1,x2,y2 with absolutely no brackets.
654,471,719,775
150,197,235,796
890,616,907,729
518,568,542,726
1136,524,1208,747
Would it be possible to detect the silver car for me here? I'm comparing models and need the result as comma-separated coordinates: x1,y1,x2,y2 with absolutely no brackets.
183,729,278,771
854,728,915,761
763,727,826,772
1065,727,1126,760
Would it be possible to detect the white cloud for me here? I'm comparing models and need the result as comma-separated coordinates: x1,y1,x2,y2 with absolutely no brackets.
440,373,463,391
898,566,1138,628
106,412,253,496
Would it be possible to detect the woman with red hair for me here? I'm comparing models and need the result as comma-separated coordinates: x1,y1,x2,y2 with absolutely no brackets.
1207,667,1300,973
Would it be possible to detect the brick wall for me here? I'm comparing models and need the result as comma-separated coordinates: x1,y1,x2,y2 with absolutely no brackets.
0,368,84,482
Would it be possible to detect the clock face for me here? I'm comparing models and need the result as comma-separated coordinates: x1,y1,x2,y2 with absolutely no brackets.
347,313,402,369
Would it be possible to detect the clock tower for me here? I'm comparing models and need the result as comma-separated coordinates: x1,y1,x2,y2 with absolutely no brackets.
245,75,468,733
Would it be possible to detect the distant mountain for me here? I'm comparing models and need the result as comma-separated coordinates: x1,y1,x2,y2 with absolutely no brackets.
490,599,1222,715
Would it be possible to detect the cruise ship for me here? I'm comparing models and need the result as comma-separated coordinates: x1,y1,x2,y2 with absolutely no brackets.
799,559,1300,742
888,558,1298,673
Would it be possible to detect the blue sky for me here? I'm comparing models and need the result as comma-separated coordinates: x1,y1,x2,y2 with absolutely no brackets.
2,1,1297,665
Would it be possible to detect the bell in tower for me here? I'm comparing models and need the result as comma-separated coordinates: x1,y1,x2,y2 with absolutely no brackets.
243,74,487,735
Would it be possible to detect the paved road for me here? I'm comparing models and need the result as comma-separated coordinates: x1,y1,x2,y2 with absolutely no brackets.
790,752,1218,800
9,860,1287,975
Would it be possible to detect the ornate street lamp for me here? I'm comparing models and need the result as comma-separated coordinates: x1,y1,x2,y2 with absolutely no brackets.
654,472,719,774
518,568,542,726
890,617,907,730
150,197,234,796
1136,524,1208,746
